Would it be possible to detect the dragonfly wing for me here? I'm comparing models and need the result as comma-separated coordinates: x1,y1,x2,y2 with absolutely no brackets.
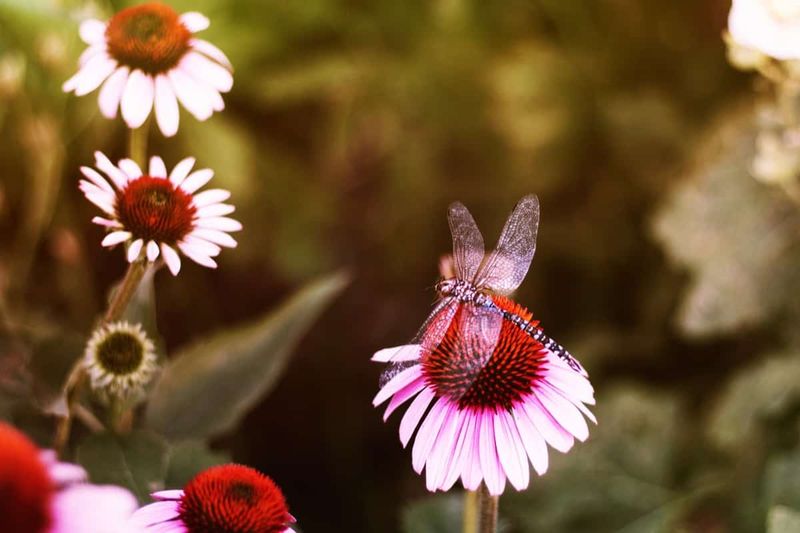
473,194,540,295
448,201,485,283
452,304,504,397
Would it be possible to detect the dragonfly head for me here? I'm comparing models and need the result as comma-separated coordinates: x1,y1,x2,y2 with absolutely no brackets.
435,278,458,296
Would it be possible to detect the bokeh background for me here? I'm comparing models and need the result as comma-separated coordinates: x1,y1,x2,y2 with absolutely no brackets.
4,0,800,531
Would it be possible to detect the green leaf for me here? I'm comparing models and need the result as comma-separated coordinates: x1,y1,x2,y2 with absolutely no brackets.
164,440,230,488
764,450,800,510
145,272,349,439
768,506,800,533
76,431,169,503
402,494,464,533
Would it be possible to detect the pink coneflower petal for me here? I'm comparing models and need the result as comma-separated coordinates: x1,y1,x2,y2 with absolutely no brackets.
180,52,233,92
426,405,461,491
372,344,422,363
146,240,160,261
98,65,129,119
168,69,213,120
79,44,106,67
190,228,237,248
535,387,589,442
180,12,210,32
191,188,230,208
412,397,449,474
180,168,214,194
383,375,425,421
160,244,182,275
521,395,574,453
64,53,116,96
512,406,548,475
101,232,132,249
169,157,196,186
444,412,474,490
399,387,435,447
372,365,422,407
462,414,483,491
190,38,232,69
177,242,217,268
118,158,143,179
79,19,106,45
81,166,114,193
479,412,506,495
127,500,182,528
121,70,155,129
196,203,235,218
149,156,167,178
151,490,184,501
495,410,529,490
154,75,180,137
92,216,123,228
127,239,144,262
95,151,129,189
50,484,139,533
195,216,242,232
182,235,221,257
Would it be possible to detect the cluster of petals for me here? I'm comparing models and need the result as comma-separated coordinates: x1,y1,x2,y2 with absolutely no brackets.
728,0,800,60
80,151,241,275
63,4,232,136
372,343,596,496
0,422,140,533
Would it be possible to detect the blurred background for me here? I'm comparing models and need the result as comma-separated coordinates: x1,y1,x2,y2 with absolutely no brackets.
4,0,800,531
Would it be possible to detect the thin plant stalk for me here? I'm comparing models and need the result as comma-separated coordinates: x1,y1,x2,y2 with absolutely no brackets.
128,121,149,167
478,483,499,533
463,489,479,533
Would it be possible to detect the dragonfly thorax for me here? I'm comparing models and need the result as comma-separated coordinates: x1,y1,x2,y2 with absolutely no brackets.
436,279,493,307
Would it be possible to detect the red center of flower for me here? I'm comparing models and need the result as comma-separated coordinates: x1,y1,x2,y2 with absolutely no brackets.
116,176,196,244
179,464,293,533
0,423,53,533
422,297,547,410
105,3,191,74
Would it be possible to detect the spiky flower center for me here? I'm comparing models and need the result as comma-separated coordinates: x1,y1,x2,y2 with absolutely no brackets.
96,331,144,376
116,176,196,244
179,464,292,533
0,423,53,533
105,3,191,74
422,297,546,410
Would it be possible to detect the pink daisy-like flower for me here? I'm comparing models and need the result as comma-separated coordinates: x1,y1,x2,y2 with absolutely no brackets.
80,151,241,275
129,464,296,533
372,298,596,496
0,422,140,533
63,3,233,137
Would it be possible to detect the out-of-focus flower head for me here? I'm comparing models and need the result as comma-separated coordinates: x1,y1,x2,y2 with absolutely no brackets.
129,464,296,532
728,0,800,62
63,3,233,137
0,421,140,533
80,151,241,275
84,321,158,405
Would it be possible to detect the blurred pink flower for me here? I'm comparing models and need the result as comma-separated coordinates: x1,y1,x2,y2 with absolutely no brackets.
80,151,241,275
0,422,140,533
372,301,596,496
63,3,232,136
729,0,800,60
129,464,296,532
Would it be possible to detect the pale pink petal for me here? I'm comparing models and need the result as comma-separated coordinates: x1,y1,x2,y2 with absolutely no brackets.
180,12,210,32
196,203,235,218
190,38,232,69
513,405,548,475
151,490,184,501
85,191,116,214
98,66,129,119
180,168,214,194
180,51,233,92
121,70,154,128
495,410,529,491
149,156,167,178
544,366,595,405
372,365,422,406
65,54,117,96
522,395,575,452
192,189,230,208
372,344,421,363
426,405,462,491
81,166,114,193
94,151,128,189
154,75,179,137
50,484,138,533
461,413,483,491
168,69,214,120
195,216,242,232
127,239,144,262
443,411,473,490
411,397,449,474
92,216,122,228
399,387,435,447
45,460,87,486
79,44,106,67
479,411,504,495
146,240,160,262
79,180,113,201
170,157,196,186
383,376,425,421
160,244,182,276
177,242,218,268
118,158,142,179
181,235,221,257
127,500,181,529
101,231,131,247
189,228,237,248
79,19,106,45
536,387,589,441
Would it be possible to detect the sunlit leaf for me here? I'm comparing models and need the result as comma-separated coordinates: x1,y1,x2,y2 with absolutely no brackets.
145,272,349,439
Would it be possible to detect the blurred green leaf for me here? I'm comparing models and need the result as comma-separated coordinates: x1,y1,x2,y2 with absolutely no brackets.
76,431,169,503
164,440,230,488
768,506,800,533
707,354,800,452
402,494,464,533
764,450,800,510
651,105,800,338
145,272,349,439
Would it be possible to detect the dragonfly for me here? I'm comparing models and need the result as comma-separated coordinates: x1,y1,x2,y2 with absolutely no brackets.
377,194,586,383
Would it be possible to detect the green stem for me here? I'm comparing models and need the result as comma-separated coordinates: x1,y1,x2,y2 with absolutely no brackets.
104,261,147,322
127,121,149,167
478,484,499,533
463,489,479,533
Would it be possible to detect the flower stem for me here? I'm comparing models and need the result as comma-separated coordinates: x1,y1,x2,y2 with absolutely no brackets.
105,260,147,322
478,484,499,533
128,122,149,168
463,489,479,533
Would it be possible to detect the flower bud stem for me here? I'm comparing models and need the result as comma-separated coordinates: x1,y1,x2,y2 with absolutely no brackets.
478,484,498,533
